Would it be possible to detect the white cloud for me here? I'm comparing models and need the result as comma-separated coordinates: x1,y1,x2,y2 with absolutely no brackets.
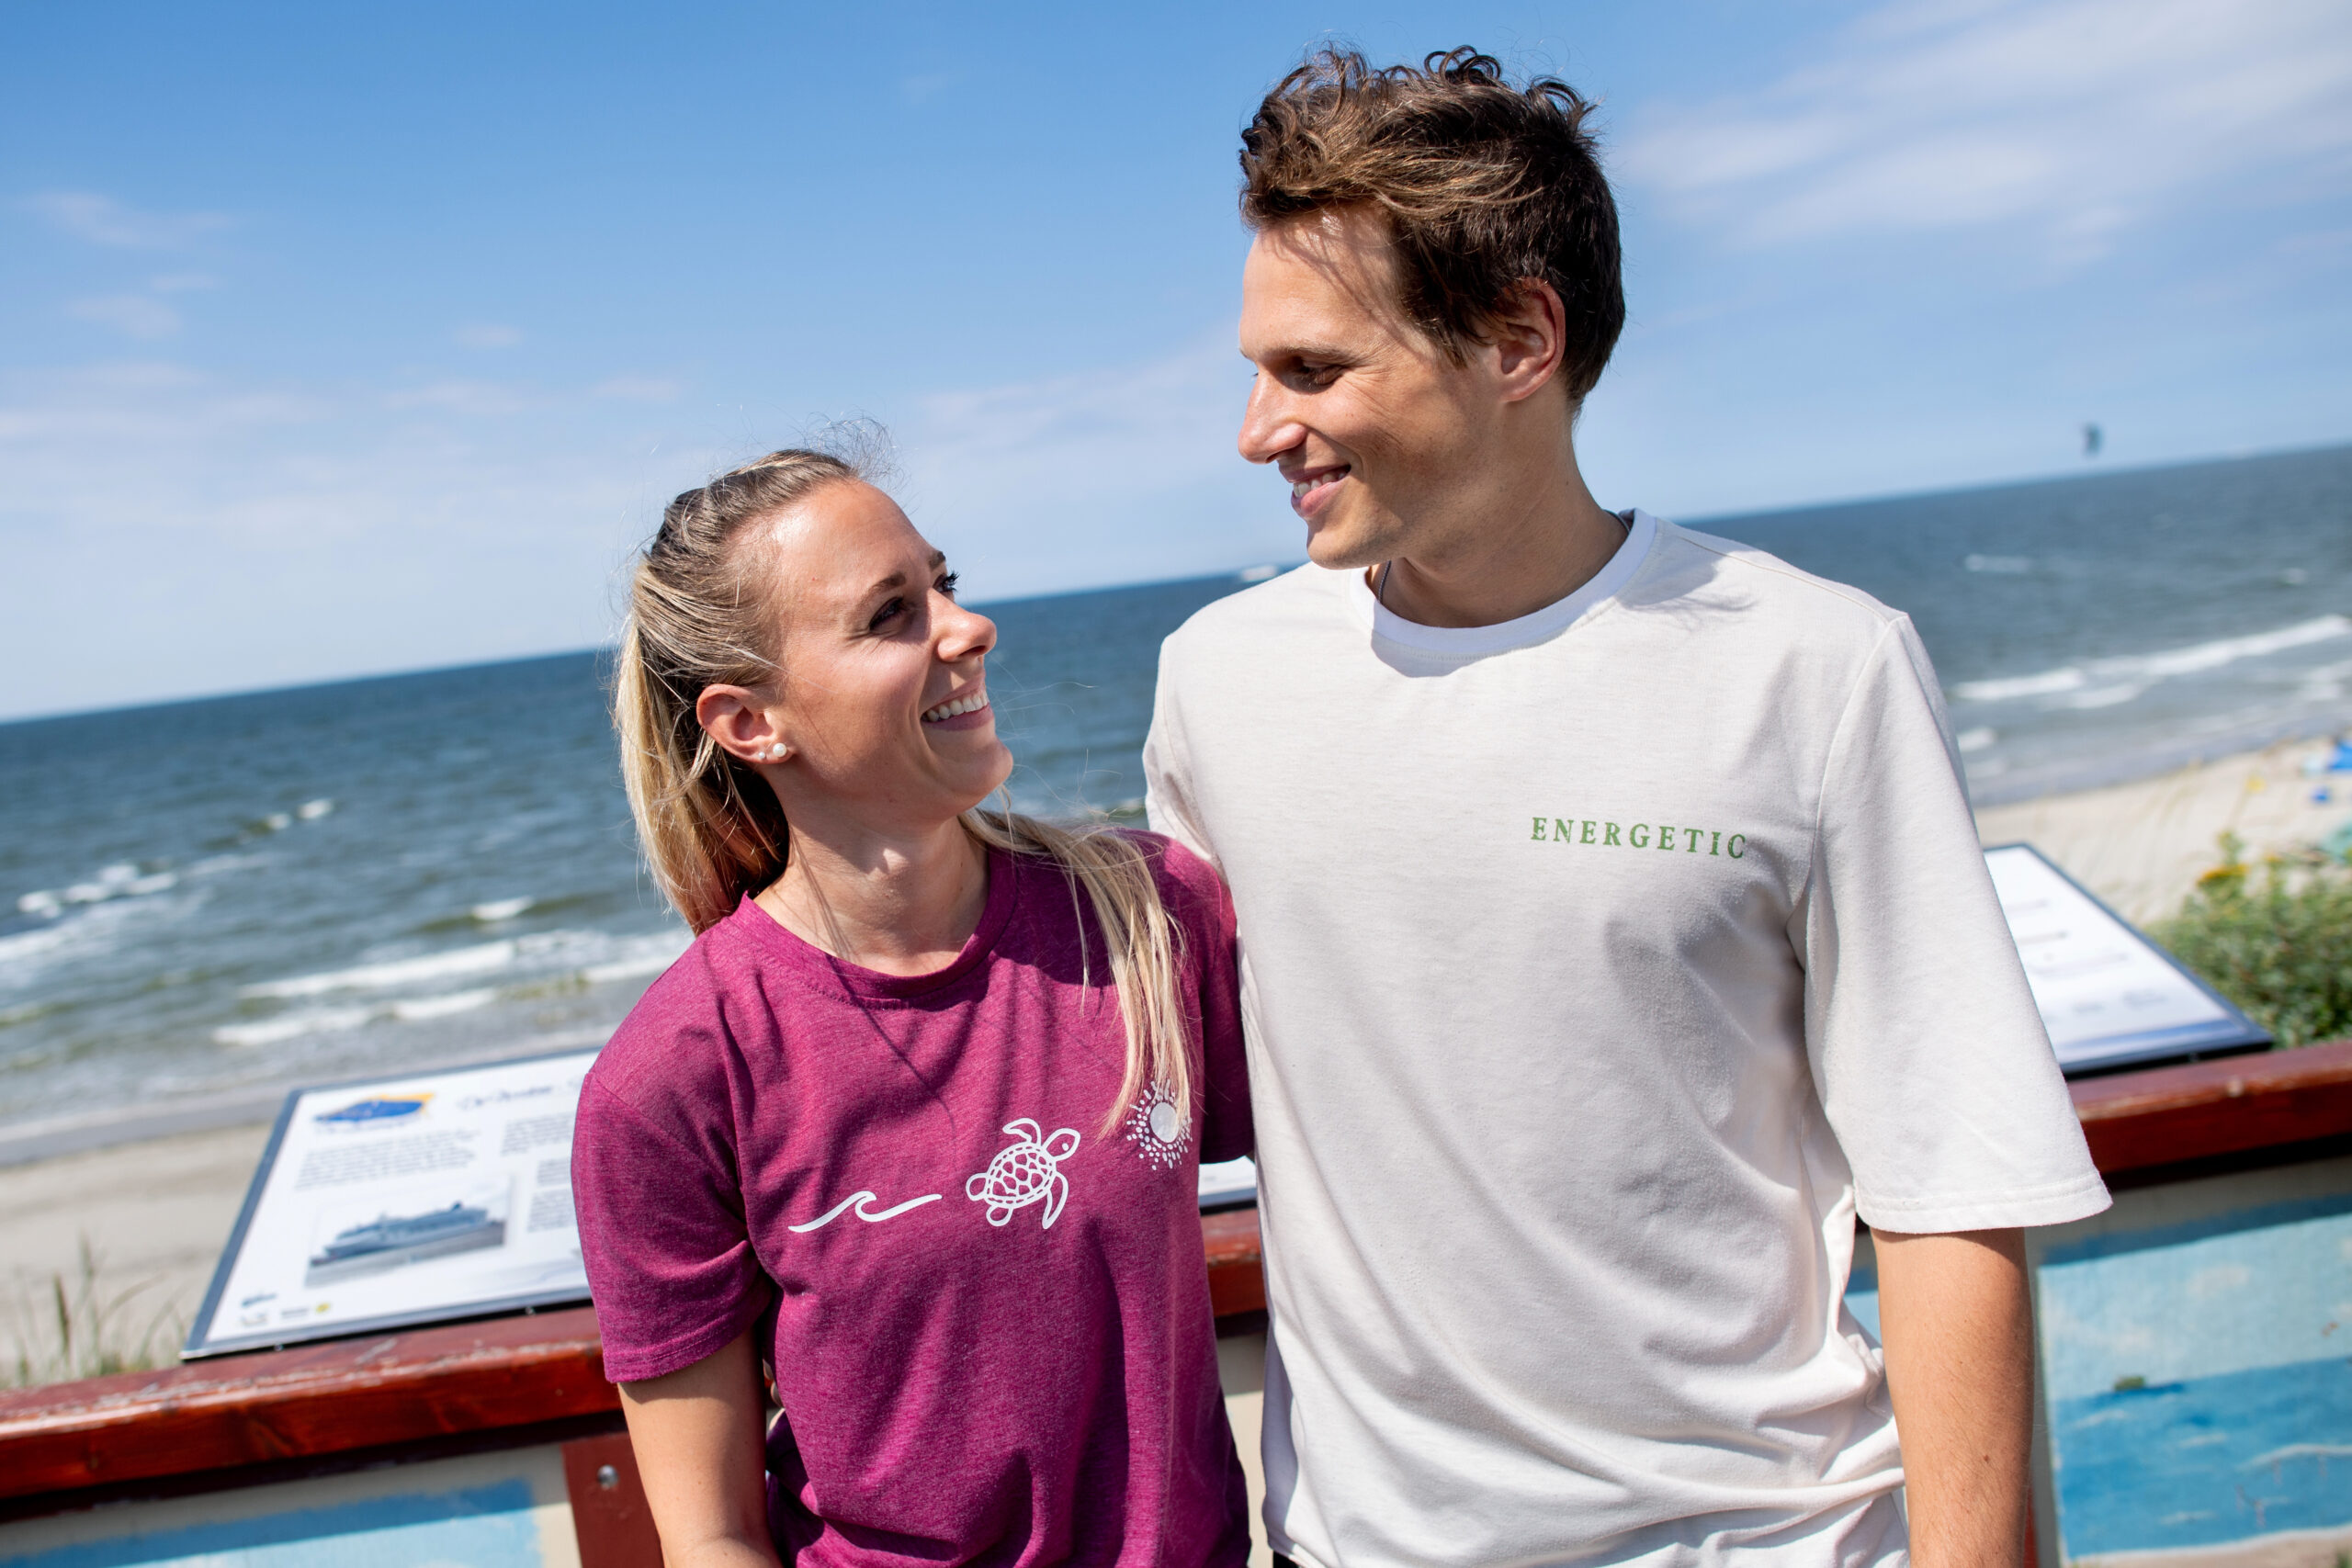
0,361,328,486
590,375,684,402
384,379,537,416
66,295,182,340
0,355,705,716
0,328,1272,716
906,336,1245,517
454,322,524,349
25,191,231,249
1615,0,2352,257
894,334,1291,593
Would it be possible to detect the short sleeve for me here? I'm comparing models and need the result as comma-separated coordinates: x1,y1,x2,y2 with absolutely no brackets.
1153,837,1251,1166
1144,639,1219,872
572,1064,772,1383
1800,617,2110,1234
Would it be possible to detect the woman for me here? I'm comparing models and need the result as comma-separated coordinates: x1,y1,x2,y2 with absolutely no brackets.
573,447,1253,1567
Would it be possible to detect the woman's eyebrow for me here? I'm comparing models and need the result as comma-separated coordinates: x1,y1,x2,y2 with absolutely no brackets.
859,552,948,599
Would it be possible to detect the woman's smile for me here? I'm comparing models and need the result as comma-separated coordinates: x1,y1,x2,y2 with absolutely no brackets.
922,685,993,729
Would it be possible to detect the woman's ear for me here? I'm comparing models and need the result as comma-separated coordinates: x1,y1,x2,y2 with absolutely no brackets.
696,684,792,765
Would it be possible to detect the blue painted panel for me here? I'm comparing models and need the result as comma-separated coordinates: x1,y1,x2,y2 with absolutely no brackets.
2038,1204,2352,1399
2036,1201,2352,1558
0,1480,543,1568
2051,1359,2352,1553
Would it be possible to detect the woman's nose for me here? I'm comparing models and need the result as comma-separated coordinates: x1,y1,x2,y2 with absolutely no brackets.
937,599,996,661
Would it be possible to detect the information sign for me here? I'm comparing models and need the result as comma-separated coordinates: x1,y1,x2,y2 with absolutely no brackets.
1984,843,2268,1075
191,1050,1262,1356
1199,1156,1257,1211
185,1050,597,1359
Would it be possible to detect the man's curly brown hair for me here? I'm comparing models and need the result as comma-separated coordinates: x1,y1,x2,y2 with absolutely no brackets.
1239,47,1624,402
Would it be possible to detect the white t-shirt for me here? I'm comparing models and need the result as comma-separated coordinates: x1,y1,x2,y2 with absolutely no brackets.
1144,511,2109,1568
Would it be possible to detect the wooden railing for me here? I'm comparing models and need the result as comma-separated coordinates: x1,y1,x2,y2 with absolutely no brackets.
6,1037,2349,1516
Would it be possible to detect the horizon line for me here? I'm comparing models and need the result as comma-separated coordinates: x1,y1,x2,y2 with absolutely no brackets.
6,436,2344,730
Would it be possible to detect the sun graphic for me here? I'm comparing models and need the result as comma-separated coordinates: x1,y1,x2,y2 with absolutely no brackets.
1124,1080,1189,1169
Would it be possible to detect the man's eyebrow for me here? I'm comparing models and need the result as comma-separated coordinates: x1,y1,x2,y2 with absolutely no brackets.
1246,340,1355,362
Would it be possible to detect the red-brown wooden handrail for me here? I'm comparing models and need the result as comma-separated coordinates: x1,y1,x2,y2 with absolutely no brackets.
2071,1035,2352,1173
0,1308,614,1502
7,1037,2351,1505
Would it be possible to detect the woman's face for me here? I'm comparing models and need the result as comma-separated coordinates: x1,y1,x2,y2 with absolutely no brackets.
724,480,1012,832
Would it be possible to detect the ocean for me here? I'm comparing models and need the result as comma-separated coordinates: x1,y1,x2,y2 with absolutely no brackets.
3,445,2348,1146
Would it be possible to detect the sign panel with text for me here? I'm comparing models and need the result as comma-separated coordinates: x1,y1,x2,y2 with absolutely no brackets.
1984,843,2268,1076
186,1050,596,1358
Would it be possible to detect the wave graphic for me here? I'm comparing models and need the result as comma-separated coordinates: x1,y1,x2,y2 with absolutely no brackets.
1953,615,2352,705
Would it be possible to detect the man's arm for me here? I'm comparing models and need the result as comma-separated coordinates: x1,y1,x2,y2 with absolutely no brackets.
1872,1226,2034,1568
617,1325,781,1568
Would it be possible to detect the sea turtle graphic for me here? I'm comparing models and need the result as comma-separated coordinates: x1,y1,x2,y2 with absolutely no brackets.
967,1120,1081,1229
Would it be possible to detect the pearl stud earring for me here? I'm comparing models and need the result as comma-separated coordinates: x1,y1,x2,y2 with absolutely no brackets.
762,743,788,761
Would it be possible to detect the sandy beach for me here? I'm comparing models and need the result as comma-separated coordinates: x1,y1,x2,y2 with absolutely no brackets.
6,733,2348,1382
1,1121,272,1382
1976,732,2352,925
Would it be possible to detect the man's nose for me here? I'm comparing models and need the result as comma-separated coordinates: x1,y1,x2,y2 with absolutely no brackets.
1237,372,1303,466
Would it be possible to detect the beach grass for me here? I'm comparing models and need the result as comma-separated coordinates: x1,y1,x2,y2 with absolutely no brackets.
5,1235,182,1388
2154,834,2352,1050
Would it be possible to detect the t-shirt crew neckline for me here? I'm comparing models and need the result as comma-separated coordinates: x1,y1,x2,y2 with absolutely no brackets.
725,845,1019,1003
1344,508,1657,656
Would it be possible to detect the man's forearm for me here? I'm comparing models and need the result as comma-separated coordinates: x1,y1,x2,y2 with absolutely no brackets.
1871,1226,2034,1568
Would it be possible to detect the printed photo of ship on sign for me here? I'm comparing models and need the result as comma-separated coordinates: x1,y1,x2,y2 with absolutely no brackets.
303,1187,508,1287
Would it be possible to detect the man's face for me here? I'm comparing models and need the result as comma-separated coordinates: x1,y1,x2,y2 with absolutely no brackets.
1237,209,1497,571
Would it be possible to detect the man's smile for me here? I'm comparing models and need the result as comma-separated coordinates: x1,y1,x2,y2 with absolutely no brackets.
1287,465,1351,516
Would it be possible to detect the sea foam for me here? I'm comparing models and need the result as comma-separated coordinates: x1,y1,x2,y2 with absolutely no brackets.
1953,614,2352,705
243,939,523,998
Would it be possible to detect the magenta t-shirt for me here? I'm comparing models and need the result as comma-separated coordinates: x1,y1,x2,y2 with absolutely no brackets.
572,835,1252,1568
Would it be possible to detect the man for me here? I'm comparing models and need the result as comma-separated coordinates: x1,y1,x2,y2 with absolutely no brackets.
1145,49,2108,1568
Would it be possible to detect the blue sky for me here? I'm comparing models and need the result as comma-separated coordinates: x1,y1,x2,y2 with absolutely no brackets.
4,0,2348,719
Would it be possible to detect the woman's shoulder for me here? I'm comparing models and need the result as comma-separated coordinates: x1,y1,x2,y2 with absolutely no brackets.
584,906,767,1127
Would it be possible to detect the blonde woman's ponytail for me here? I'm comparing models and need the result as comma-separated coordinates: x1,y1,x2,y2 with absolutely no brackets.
613,447,858,933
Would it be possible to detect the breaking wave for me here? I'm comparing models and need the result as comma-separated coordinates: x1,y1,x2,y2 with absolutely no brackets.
1952,615,2352,705
214,928,691,1047
243,938,529,998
